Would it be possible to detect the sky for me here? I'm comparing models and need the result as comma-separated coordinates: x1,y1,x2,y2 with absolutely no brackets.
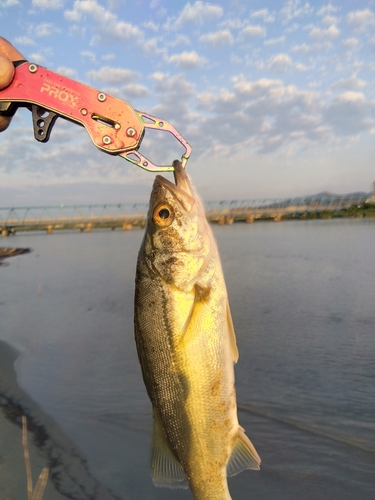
1,0,375,206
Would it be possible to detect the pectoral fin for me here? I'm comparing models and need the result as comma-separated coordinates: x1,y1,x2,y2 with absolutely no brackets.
227,427,261,476
226,300,239,363
150,410,188,489
179,283,211,346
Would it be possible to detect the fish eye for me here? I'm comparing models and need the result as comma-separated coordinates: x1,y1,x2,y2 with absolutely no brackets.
159,208,170,219
153,203,174,227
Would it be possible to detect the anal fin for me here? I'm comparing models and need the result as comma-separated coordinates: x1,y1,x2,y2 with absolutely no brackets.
150,410,188,489
227,427,261,476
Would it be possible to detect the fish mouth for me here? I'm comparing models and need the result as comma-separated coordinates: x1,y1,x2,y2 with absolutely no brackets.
154,160,195,212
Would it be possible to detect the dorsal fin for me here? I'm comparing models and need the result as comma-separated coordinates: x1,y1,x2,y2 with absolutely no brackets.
150,410,188,489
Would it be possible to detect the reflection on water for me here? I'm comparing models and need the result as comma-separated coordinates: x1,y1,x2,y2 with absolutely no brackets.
238,402,374,454
0,219,374,499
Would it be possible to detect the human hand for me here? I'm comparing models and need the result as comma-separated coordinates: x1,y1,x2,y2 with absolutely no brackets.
0,37,25,132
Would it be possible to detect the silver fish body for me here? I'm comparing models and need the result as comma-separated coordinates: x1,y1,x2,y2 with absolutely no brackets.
134,161,260,500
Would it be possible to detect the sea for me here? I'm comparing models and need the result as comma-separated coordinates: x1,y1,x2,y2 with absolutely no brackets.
0,218,374,499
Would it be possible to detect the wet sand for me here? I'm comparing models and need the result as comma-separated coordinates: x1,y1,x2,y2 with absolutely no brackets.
0,339,122,499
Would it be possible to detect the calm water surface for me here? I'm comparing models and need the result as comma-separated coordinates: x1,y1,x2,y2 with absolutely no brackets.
1,219,374,499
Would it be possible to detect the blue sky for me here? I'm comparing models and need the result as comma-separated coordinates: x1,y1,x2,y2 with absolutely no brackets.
1,0,375,205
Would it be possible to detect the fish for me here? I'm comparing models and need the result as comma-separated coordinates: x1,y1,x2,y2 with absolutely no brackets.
134,160,261,500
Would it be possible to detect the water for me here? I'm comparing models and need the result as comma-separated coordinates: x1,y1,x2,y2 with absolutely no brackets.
0,219,374,499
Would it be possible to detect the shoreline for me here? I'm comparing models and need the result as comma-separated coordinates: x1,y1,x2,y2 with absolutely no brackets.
0,338,121,500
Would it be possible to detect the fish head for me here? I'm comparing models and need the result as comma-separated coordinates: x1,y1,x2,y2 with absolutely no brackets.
141,161,212,289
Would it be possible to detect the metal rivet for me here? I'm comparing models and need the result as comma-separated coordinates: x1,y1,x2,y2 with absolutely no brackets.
114,123,121,130
80,108,88,116
97,93,106,102
28,64,38,73
126,127,136,137
103,136,112,145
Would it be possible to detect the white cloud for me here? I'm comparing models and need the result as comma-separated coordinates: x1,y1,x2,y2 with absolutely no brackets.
291,41,332,56
284,22,299,34
1,0,19,6
169,35,191,47
295,63,308,72
143,21,158,32
347,9,375,33
199,30,233,47
65,0,144,45
65,0,113,22
175,1,223,28
92,21,143,45
149,73,196,133
232,77,283,97
14,36,36,45
141,37,165,56
195,75,328,155
230,54,243,64
317,3,338,16
341,38,359,50
241,25,266,38
337,91,365,102
321,15,338,26
166,51,207,69
56,66,77,78
29,53,45,64
268,53,293,73
309,24,340,40
101,53,115,61
87,66,140,84
279,0,314,24
331,77,366,91
250,9,275,23
218,18,244,30
32,0,63,8
69,25,86,38
323,91,374,136
34,22,61,37
264,36,285,46
81,50,96,62
121,84,149,99
150,72,165,82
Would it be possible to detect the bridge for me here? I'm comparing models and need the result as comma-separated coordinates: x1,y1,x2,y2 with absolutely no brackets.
206,192,373,224
0,192,372,236
0,203,149,236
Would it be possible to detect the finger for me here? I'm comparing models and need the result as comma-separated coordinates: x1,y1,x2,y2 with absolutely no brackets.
0,57,15,131
0,36,25,61
0,38,25,131
0,55,15,89
0,115,11,132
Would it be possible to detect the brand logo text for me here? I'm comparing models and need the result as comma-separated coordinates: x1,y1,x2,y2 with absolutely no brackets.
40,82,79,107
